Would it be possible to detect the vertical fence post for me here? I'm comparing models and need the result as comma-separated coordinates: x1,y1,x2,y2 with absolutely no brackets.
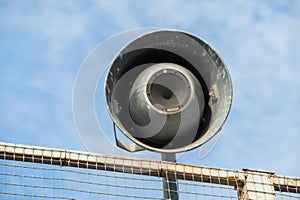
162,153,178,200
238,169,276,200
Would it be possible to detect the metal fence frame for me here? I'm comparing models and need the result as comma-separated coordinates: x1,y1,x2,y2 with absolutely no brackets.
0,142,299,199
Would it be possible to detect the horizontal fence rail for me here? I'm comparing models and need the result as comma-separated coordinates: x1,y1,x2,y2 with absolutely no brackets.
0,142,299,199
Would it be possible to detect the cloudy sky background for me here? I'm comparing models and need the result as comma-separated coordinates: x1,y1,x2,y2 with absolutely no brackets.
1,0,300,177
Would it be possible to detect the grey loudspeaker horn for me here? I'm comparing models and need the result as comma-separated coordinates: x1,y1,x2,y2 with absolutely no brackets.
105,29,232,153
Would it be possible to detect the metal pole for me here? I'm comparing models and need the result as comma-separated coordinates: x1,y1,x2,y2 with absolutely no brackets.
161,153,178,200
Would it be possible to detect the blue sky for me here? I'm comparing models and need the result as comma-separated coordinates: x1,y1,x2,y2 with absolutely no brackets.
1,0,300,177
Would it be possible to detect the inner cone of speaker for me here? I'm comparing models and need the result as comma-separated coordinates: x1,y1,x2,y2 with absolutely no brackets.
129,63,205,146
147,68,191,113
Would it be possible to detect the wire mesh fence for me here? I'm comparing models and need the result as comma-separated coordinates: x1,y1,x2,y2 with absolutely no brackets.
0,142,299,199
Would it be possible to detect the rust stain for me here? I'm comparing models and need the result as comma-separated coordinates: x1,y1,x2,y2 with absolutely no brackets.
227,176,238,180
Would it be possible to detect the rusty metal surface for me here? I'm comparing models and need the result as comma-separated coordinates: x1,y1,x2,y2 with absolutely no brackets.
0,142,243,186
1,142,300,198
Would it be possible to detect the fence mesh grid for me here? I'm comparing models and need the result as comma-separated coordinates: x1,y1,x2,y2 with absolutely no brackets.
0,142,299,199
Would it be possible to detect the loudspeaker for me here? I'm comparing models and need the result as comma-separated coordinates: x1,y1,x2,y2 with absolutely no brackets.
105,30,232,153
